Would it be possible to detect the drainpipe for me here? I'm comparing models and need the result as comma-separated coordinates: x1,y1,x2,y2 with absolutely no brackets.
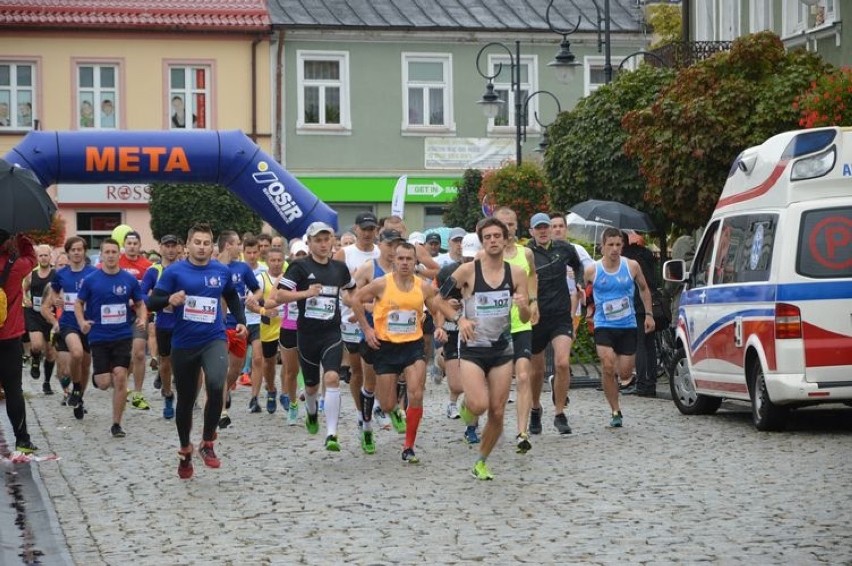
274,29,285,164
251,36,261,142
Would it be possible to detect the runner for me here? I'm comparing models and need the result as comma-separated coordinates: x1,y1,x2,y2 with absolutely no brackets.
584,227,655,428
147,223,247,478
279,240,308,425
241,235,269,412
118,231,153,411
443,218,531,480
75,238,147,437
253,246,286,414
276,222,355,451
22,244,57,394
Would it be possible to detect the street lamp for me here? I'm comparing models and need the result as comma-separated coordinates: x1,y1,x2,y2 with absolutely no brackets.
546,1,582,84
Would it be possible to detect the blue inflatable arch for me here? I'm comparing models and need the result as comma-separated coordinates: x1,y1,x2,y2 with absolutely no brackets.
3,130,337,238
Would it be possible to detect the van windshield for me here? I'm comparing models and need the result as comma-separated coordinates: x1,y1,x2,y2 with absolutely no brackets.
797,206,852,279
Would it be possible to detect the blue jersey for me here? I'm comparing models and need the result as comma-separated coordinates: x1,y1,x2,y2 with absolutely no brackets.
77,269,144,344
592,257,636,329
224,261,259,329
142,262,175,330
154,259,236,349
51,265,98,331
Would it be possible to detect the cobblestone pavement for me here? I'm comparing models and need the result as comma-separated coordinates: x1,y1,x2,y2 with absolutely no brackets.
9,366,852,565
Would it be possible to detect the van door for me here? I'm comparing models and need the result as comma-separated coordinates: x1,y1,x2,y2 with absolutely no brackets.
680,220,720,386
790,205,852,384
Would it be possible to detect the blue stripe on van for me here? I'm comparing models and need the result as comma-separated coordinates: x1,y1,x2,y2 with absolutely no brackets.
776,281,852,301
690,308,774,351
680,281,850,307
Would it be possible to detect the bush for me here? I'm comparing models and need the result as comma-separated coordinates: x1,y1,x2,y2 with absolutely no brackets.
795,66,852,127
479,162,551,229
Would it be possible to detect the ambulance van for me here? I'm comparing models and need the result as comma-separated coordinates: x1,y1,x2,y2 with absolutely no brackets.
664,126,852,431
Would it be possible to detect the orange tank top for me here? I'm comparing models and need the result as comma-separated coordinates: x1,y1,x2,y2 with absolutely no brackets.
374,274,424,343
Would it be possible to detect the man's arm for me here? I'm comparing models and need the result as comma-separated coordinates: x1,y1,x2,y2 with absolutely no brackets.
351,277,385,349
630,259,655,334
523,247,539,325
414,245,439,279
510,266,531,323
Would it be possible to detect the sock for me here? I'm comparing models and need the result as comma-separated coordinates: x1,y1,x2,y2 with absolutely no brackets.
72,382,82,396
360,388,374,423
305,392,318,415
404,406,423,450
324,388,340,436
43,360,55,381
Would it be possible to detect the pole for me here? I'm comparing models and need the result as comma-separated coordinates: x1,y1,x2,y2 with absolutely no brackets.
603,0,612,84
515,40,523,166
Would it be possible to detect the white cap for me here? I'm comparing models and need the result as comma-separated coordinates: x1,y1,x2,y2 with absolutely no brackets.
461,233,481,258
408,231,425,245
306,222,334,238
289,240,309,256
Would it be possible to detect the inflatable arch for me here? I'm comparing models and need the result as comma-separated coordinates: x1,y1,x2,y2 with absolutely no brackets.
3,130,337,238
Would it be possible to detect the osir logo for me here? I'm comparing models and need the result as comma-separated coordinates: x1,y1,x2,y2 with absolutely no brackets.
253,161,303,224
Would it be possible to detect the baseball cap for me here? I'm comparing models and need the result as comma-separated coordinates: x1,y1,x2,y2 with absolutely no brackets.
461,233,481,258
408,231,425,245
424,233,441,245
159,234,179,245
289,240,309,256
355,211,378,228
449,227,466,241
378,228,406,243
530,212,551,228
124,230,142,242
306,222,334,238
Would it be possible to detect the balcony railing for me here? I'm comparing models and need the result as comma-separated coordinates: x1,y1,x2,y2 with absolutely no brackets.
650,41,734,69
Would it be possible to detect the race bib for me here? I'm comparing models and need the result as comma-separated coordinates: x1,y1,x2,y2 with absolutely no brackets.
183,295,218,324
101,303,127,325
473,290,511,319
63,292,78,312
341,321,363,342
387,310,417,335
304,296,336,320
286,302,299,321
602,297,631,321
32,296,42,312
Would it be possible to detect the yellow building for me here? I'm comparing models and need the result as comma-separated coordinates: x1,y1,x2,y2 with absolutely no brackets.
0,1,272,251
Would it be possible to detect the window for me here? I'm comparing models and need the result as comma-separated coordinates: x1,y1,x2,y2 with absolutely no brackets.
487,54,537,133
583,57,622,96
783,0,809,35
402,54,453,131
797,207,852,278
750,0,772,32
297,51,350,132
0,62,35,130
77,64,119,129
76,212,122,254
690,220,720,288
168,65,210,129
719,0,741,41
714,214,776,284
695,0,717,41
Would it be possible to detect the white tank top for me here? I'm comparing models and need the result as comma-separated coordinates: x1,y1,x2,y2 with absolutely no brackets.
340,244,380,341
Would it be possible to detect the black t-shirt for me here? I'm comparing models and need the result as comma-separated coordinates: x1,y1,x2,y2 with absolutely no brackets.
278,256,354,334
623,244,658,314
436,261,463,332
528,239,582,317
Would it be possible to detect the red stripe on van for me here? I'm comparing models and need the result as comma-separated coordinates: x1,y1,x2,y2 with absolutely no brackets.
691,319,777,370
715,161,788,210
803,322,852,367
695,379,749,394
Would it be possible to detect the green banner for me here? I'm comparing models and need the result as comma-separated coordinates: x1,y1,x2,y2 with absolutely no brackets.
297,176,460,203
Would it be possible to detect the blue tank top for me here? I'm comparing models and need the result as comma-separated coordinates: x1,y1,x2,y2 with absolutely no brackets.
592,257,636,329
364,259,387,328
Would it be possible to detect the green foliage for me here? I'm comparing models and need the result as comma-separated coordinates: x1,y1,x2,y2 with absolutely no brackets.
647,4,682,48
622,32,830,230
149,182,262,241
23,213,66,248
479,162,551,229
545,65,675,232
443,169,485,231
795,66,852,127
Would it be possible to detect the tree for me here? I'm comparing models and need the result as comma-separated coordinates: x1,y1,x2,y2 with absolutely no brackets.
478,162,551,229
622,32,830,230
149,182,262,241
24,213,66,248
646,3,682,48
443,169,484,231
795,66,852,127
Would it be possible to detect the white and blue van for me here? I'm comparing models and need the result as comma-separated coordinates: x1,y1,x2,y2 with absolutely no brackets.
664,126,852,430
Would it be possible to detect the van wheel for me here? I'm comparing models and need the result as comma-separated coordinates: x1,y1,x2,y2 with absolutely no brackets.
670,347,722,415
751,360,787,431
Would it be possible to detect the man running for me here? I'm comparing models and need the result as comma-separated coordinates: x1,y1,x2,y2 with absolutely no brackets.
445,218,531,480
22,244,57,394
75,239,147,437
253,246,286,413
147,223,247,479
584,227,655,428
276,222,355,452
119,231,153,411
278,240,308,425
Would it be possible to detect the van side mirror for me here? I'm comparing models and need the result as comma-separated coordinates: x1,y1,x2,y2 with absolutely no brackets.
663,259,686,282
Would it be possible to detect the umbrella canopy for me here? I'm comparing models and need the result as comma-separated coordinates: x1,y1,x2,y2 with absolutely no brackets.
568,199,655,232
0,158,56,232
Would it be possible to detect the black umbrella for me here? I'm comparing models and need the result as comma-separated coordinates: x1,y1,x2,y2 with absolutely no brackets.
0,158,56,232
569,199,655,232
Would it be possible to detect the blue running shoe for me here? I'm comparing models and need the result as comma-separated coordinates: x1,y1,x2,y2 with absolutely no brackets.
279,393,290,411
267,390,277,414
464,425,480,444
163,394,175,420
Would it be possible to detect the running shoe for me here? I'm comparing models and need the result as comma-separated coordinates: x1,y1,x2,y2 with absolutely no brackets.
15,440,38,454
150,357,159,371
610,411,623,428
319,398,325,414
428,365,442,385
42,382,54,395
516,432,532,454
163,394,175,420
73,400,85,420
239,372,251,386
389,408,407,434
177,446,194,479
401,447,419,464
218,412,232,429
325,435,340,452
67,389,82,409
153,373,162,390
554,413,572,435
360,430,375,454
130,392,151,410
225,391,232,410
248,396,261,413
61,393,68,406
30,361,40,380
463,425,480,445
305,410,319,434
266,390,277,414
199,441,221,468
287,402,299,426
110,423,126,438
373,407,391,430
59,376,71,391
471,460,494,481
457,397,475,426
446,401,460,420
279,393,290,411
529,407,543,435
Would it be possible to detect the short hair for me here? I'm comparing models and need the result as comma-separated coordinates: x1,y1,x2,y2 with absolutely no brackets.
64,236,87,252
266,246,285,257
549,211,565,221
243,235,259,249
493,206,516,220
601,227,622,243
187,223,214,242
100,238,120,251
217,229,238,251
476,217,509,241
256,233,272,244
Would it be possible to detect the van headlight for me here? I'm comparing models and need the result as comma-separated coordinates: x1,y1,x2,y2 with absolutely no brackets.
791,146,835,181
